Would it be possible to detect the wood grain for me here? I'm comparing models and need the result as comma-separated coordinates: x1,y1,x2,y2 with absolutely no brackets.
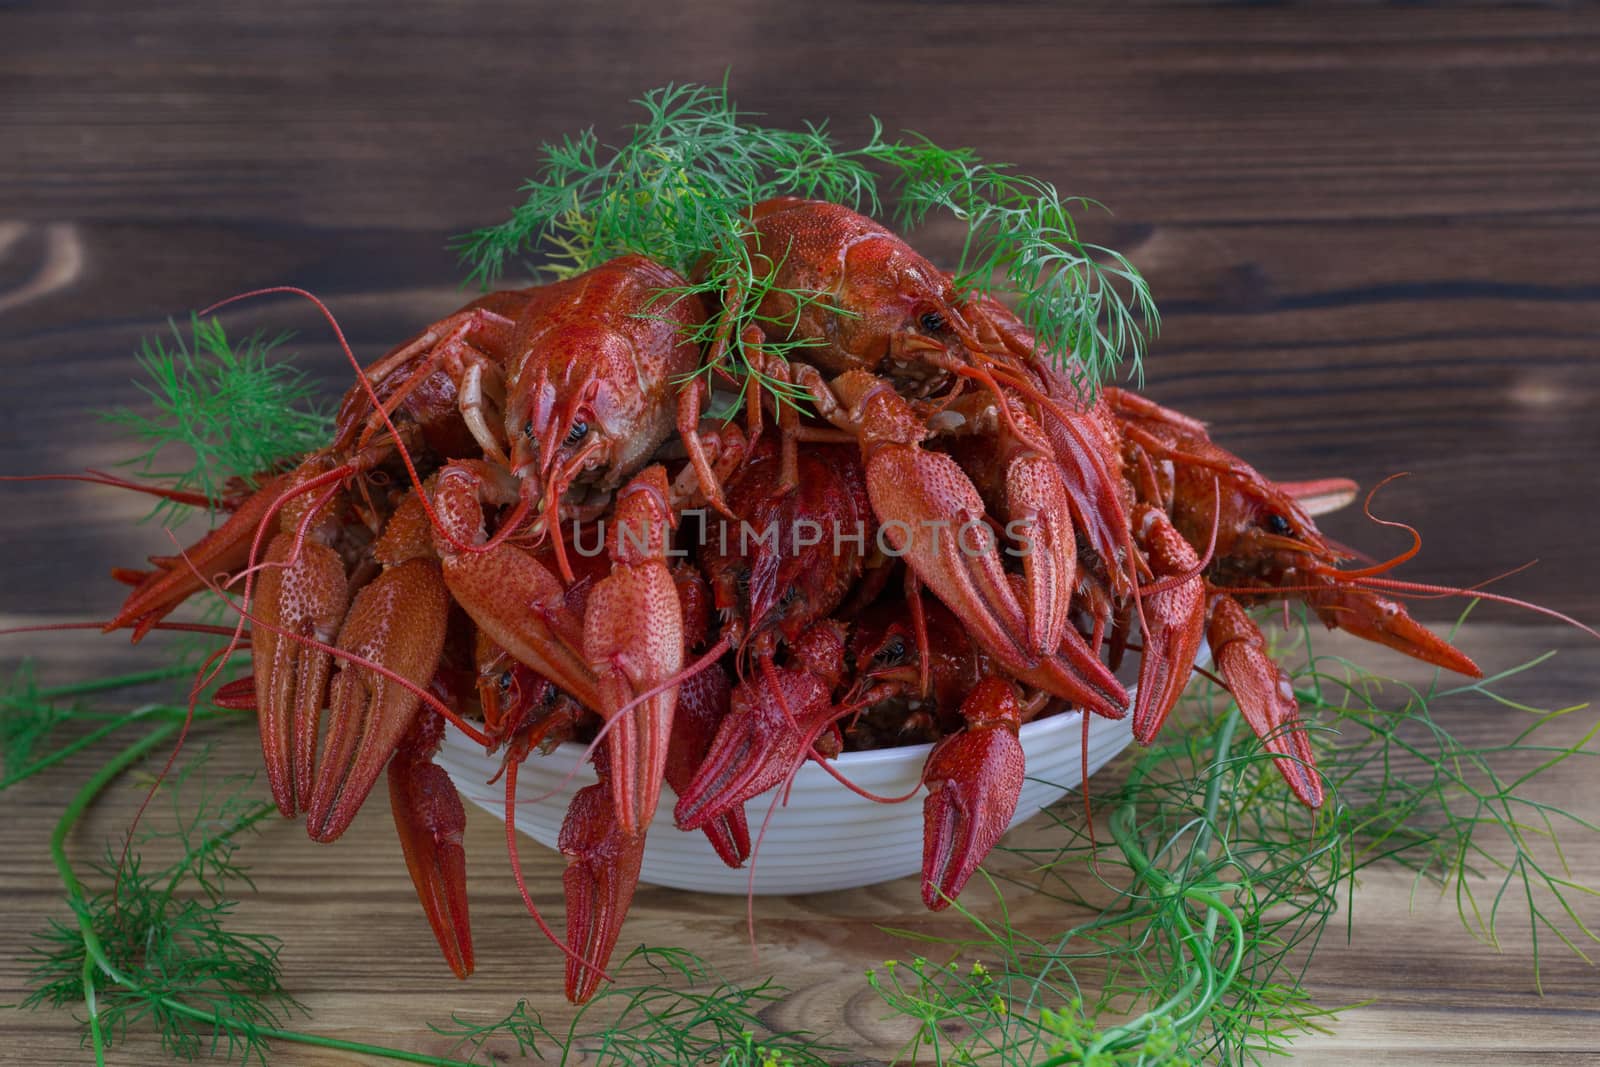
2,2,1598,1064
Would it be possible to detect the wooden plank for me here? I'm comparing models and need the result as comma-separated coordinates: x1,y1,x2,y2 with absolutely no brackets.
1,2,1598,1062
0,625,1596,1064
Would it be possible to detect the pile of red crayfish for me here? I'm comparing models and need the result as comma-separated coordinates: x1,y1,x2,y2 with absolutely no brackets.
91,197,1488,1003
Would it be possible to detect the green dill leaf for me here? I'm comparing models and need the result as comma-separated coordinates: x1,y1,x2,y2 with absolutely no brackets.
0,662,70,781
427,999,552,1063
20,758,296,1065
100,314,332,524
869,606,1597,1065
455,80,1156,405
429,945,838,1066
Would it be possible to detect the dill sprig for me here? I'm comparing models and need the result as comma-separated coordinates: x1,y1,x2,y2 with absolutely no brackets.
455,80,891,403
100,315,331,523
429,946,838,1066
23,759,293,1065
864,609,1598,1065
456,81,884,285
1,662,214,790
454,80,1155,399
882,141,1160,394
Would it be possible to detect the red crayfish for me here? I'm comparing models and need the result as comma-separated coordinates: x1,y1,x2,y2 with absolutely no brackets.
18,196,1584,1008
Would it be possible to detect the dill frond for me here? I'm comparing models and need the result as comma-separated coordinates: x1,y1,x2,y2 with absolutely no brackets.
1,662,206,790
100,314,331,524
21,759,295,1065
428,945,838,1066
455,80,1155,402
880,142,1160,395
867,607,1597,1065
0,661,69,780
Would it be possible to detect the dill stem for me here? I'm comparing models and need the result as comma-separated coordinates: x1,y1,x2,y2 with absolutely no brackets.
47,723,490,1067
2,718,130,790
81,954,105,1067
26,665,201,702
1,704,243,790
1074,709,1245,1062
1194,710,1241,861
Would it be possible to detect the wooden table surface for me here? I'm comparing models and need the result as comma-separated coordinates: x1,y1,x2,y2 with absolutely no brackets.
3,3,1598,1064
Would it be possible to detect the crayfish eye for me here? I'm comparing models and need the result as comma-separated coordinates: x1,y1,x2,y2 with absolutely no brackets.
497,670,514,692
918,310,947,334
734,568,752,596
779,587,800,609
564,420,589,446
1263,512,1293,537
875,637,907,664
523,420,535,439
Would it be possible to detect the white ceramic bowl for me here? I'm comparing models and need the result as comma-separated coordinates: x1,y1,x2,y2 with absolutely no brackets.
436,699,1137,896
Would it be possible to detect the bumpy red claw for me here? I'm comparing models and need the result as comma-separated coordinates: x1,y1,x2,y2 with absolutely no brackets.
1130,504,1207,745
805,367,1127,721
1207,596,1324,808
387,708,473,979
104,472,293,641
581,466,684,835
560,748,647,1004
306,556,451,841
920,676,1026,910
674,622,847,834
435,462,685,836
663,661,751,867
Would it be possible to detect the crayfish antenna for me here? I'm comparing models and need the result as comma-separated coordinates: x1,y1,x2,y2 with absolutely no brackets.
502,760,614,992
0,470,215,509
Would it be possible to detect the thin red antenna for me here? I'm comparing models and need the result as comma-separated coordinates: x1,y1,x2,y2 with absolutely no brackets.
0,471,215,509
501,760,613,982
1328,474,1424,580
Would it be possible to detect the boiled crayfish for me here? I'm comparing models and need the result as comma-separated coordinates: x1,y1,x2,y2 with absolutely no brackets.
56,197,1537,1004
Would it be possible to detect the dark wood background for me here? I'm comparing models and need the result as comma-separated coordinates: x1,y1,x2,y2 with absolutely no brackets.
2,3,1597,1064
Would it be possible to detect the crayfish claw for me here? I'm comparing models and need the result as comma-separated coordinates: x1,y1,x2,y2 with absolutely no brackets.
387,710,473,979
560,770,646,1004
664,661,751,867
920,677,1026,911
103,473,291,640
1130,505,1207,744
253,533,348,818
582,466,684,836
1209,596,1325,808
306,558,450,841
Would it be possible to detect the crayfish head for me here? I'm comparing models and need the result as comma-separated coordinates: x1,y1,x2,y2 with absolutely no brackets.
845,595,985,715
1303,581,1483,678
847,615,921,701
837,236,975,395
1208,506,1482,679
1172,456,1349,569
746,198,971,394
505,327,647,506
791,619,849,690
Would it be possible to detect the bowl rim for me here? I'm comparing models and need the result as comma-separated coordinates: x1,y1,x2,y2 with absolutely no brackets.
443,644,1201,772
485,701,1104,770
